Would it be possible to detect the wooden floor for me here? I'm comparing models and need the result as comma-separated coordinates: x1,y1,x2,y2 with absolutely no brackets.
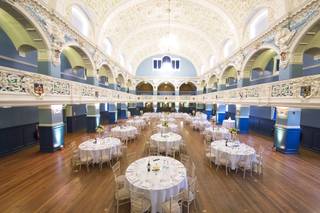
1,119,320,213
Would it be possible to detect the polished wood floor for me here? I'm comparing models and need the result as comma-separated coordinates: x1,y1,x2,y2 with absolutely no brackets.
1,119,320,213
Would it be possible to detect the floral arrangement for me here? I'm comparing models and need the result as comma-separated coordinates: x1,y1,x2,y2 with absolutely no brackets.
229,128,238,135
96,125,105,134
162,120,169,127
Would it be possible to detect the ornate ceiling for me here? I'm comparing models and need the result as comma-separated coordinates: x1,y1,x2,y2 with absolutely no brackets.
49,0,307,75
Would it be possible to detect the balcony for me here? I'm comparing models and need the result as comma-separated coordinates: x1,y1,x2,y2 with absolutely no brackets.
157,91,175,96
136,91,153,95
179,91,197,95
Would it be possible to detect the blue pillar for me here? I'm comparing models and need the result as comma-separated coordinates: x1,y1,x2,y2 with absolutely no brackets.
274,107,301,154
38,105,64,152
107,103,117,124
119,103,128,119
236,105,250,134
86,104,100,133
216,104,226,125
205,104,213,120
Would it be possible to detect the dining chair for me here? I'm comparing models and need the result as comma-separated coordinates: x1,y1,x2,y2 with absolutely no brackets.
112,161,125,187
114,178,130,213
215,152,230,176
126,151,137,166
71,151,81,172
166,144,176,159
129,190,151,213
149,142,159,156
253,148,264,175
187,161,196,182
205,143,215,167
180,154,190,168
161,190,185,213
79,151,93,172
183,176,199,213
236,155,253,179
100,149,112,170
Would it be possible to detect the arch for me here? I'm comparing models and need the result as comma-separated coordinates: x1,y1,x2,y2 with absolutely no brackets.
157,82,175,96
0,2,50,66
241,48,279,80
98,64,115,85
179,82,197,95
126,79,133,89
98,0,238,47
244,7,269,41
208,74,218,89
290,18,320,66
102,37,113,56
70,4,93,38
220,66,238,86
301,47,320,76
116,73,125,88
223,39,236,58
60,44,95,83
136,81,154,95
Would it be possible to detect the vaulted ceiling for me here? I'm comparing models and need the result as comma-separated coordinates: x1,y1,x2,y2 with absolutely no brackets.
49,0,307,76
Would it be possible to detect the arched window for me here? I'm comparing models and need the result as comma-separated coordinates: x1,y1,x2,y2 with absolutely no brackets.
249,9,268,39
209,55,216,68
200,65,205,74
223,39,236,58
119,53,125,66
71,5,91,37
103,38,112,56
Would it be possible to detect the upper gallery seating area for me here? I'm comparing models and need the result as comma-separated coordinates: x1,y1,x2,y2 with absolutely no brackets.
0,0,320,212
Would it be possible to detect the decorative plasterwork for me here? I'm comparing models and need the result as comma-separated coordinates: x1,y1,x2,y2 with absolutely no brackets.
1,67,320,109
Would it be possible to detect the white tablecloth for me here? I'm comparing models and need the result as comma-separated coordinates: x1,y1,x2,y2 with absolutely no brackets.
160,118,176,123
125,156,188,213
203,127,231,140
222,119,236,129
192,119,211,130
211,140,256,170
111,126,138,140
126,119,146,128
150,132,182,151
143,113,161,119
156,123,178,133
78,137,121,163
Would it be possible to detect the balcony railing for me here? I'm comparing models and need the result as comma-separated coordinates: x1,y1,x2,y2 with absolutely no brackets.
136,91,153,95
1,67,320,109
179,91,197,95
157,91,175,96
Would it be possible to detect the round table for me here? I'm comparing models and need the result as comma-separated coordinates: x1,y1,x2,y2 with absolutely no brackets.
222,119,236,129
160,118,176,123
111,126,138,140
126,119,146,128
211,140,256,170
78,137,121,163
204,127,231,140
156,123,178,133
192,120,211,130
150,132,182,151
125,156,188,213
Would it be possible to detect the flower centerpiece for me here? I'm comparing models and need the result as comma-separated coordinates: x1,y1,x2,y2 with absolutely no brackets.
229,128,238,141
95,125,105,142
162,120,169,128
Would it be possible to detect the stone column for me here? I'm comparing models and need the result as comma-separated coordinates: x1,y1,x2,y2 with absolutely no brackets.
205,104,213,120
107,103,117,124
86,104,100,133
274,107,301,154
216,104,226,125
236,105,250,134
38,105,64,152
